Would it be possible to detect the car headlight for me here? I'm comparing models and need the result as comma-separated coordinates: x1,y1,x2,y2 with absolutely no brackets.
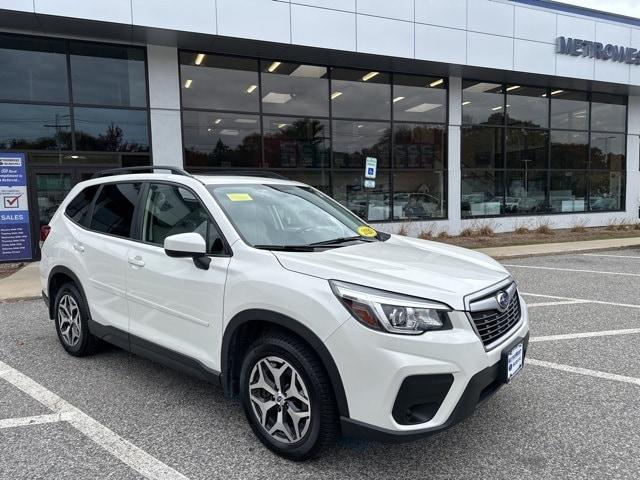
329,280,451,335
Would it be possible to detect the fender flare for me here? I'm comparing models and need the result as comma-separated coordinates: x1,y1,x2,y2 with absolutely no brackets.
47,266,90,320
221,309,350,419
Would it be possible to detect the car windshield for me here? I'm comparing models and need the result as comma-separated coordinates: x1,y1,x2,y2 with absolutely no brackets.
208,183,380,249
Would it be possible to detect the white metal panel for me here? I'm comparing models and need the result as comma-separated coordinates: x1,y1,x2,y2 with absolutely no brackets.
34,0,133,24
150,109,184,168
0,0,34,12
132,0,216,34
147,45,181,110
556,50,594,80
291,4,355,51
467,0,513,37
627,96,640,136
356,0,413,22
514,5,555,43
357,14,413,58
514,39,555,75
594,22,631,84
217,0,290,44
467,32,513,70
556,13,595,40
291,0,355,12
415,24,466,64
595,21,631,46
415,0,466,30
631,30,640,86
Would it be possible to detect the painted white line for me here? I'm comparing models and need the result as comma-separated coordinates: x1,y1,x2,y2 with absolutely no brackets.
530,328,640,343
527,358,640,387
521,292,640,310
504,264,640,277
583,253,640,259
526,300,590,308
0,359,189,480
0,412,66,429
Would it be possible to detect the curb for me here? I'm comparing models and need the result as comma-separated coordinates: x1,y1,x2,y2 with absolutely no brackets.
0,295,42,304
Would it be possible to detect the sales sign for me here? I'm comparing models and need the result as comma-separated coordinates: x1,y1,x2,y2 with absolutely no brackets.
0,153,32,262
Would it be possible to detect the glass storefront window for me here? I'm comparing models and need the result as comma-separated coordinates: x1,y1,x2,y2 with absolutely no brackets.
260,61,329,116
550,90,589,130
506,129,547,169
393,124,445,169
590,172,624,211
462,81,504,125
461,170,504,217
332,120,390,169
70,42,147,107
0,103,71,150
180,53,259,112
331,68,390,120
505,170,548,214
263,117,330,168
506,86,548,128
461,126,503,169
549,171,587,213
276,170,331,195
392,171,446,220
0,35,69,103
182,111,261,168
393,74,446,123
591,93,626,133
332,171,390,221
74,107,149,152
590,133,625,170
550,130,588,169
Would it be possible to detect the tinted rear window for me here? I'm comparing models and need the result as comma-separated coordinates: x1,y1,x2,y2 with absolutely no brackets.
90,182,141,238
65,185,99,227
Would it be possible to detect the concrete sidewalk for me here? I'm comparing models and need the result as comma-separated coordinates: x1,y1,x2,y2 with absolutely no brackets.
1,236,640,302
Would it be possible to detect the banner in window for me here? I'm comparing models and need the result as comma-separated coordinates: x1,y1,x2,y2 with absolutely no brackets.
0,153,32,262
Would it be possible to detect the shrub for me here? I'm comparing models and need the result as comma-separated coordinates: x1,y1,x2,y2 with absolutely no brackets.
437,229,451,239
535,218,554,235
417,223,436,240
459,227,475,237
514,225,530,235
569,217,588,233
397,223,410,236
477,224,495,237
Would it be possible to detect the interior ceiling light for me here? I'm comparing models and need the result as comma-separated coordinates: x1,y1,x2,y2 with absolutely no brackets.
267,61,282,72
429,78,444,87
291,65,326,78
491,106,503,111
393,96,405,103
506,85,520,91
330,91,343,100
357,124,363,128
195,53,205,65
551,90,564,95
465,82,500,93
362,71,379,81
183,79,192,88
462,101,471,106
214,118,222,124
246,84,258,93
262,92,292,104
405,103,440,113
235,118,257,124
220,129,239,136
278,123,289,128
541,93,548,97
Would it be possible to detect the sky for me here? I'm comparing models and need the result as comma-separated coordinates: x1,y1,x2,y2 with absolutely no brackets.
553,0,640,18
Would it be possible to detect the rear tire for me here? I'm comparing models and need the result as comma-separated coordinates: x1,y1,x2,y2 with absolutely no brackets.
239,332,338,460
54,283,99,357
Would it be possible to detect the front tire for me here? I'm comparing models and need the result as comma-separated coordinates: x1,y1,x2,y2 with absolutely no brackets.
54,283,98,357
239,332,338,460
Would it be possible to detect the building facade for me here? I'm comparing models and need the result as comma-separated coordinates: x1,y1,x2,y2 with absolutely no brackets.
0,0,639,260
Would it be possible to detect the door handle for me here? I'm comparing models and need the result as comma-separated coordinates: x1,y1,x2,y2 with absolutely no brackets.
73,243,85,253
128,256,145,268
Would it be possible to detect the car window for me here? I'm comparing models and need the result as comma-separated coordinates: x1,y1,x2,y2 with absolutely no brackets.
90,182,141,238
65,184,99,227
142,183,224,254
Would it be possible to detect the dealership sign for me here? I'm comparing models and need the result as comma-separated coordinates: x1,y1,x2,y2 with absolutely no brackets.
0,153,32,262
557,36,640,65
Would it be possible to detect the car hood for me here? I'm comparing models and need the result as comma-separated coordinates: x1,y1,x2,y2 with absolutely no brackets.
272,235,510,311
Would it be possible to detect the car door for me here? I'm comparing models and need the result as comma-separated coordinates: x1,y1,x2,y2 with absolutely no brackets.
125,181,231,371
81,181,142,344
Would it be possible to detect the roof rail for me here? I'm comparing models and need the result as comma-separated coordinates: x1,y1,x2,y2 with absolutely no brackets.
194,170,289,180
91,165,193,179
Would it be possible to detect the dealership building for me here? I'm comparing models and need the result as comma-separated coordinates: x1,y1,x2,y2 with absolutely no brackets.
1,0,640,260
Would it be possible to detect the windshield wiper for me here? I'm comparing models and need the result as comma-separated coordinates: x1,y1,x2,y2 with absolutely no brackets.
253,244,316,252
308,236,376,247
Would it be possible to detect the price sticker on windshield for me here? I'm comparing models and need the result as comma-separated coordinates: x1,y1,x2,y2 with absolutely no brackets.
226,193,253,202
358,226,377,238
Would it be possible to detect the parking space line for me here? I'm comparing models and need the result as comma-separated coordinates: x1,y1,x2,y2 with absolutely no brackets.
504,264,640,277
530,328,640,343
526,300,590,308
583,253,640,259
521,292,640,309
0,412,65,429
527,358,640,387
0,359,189,480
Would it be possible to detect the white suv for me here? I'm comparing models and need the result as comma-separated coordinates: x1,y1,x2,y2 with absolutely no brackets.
40,167,529,460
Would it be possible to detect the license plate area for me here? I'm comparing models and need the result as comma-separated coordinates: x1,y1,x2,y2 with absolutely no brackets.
501,341,524,382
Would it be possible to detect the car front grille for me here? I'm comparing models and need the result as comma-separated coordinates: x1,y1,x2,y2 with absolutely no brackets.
468,285,521,348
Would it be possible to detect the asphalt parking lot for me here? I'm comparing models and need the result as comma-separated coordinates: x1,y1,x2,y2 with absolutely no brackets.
1,248,640,479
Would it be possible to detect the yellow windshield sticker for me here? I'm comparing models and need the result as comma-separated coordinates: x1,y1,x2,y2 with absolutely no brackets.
357,226,377,238
226,193,253,202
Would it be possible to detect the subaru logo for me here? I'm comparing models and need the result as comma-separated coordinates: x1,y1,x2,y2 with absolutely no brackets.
496,291,510,312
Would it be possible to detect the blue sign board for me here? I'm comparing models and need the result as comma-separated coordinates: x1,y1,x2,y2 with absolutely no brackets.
0,153,32,262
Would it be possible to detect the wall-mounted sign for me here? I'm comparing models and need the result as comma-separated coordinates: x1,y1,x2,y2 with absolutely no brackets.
0,153,32,262
557,36,640,65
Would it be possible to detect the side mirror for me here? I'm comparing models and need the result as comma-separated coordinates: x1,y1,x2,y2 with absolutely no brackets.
164,232,211,270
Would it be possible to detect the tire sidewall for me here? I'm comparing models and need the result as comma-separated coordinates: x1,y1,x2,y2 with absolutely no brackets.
54,283,90,355
240,339,324,460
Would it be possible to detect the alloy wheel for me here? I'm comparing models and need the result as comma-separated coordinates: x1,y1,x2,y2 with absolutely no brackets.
58,294,81,347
